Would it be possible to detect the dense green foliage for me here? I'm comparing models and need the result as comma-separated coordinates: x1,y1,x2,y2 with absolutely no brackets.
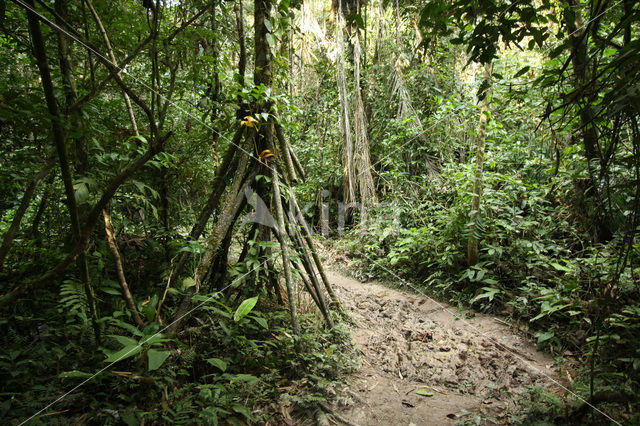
1,0,639,424
1,0,355,423
293,0,640,423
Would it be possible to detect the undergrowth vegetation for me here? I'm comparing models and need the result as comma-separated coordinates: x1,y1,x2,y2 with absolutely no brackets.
2,286,355,424
324,50,640,425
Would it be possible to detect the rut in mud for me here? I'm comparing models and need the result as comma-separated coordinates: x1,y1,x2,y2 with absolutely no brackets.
327,269,556,425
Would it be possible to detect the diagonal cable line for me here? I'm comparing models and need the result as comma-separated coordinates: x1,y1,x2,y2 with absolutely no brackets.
20,251,281,425
10,0,277,175
358,251,623,426
563,0,622,40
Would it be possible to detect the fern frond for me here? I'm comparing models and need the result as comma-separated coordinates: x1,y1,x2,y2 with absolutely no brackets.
59,279,89,323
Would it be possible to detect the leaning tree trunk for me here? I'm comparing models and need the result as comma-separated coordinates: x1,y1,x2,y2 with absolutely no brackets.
467,63,492,267
103,207,145,327
26,0,101,342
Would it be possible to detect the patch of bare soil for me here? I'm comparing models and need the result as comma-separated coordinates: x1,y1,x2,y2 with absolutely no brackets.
327,269,556,425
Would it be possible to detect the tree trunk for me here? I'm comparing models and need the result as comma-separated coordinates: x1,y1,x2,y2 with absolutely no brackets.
255,0,300,334
564,0,611,242
102,207,145,327
26,0,100,341
55,0,89,174
85,0,139,135
352,32,377,211
467,63,491,267
337,0,377,216
336,2,356,207
267,150,300,335
167,134,252,336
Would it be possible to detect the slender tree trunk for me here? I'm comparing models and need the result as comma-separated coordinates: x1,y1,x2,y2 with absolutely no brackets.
288,224,333,327
564,0,611,242
336,2,356,207
467,63,492,267
234,0,247,112
337,0,376,216
102,207,145,327
26,0,100,341
267,151,300,335
55,0,101,342
352,32,377,210
209,0,221,165
85,0,139,135
254,0,300,334
275,123,298,183
56,0,89,174
289,194,342,310
30,182,51,245
394,0,401,47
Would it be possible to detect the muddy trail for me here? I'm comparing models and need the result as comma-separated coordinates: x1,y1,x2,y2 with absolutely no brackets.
326,269,557,425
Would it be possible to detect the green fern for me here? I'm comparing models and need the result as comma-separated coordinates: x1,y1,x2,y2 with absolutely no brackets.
59,279,88,323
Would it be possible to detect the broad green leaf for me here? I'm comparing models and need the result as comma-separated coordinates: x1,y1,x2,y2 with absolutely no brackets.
550,262,570,272
183,277,197,288
109,335,138,347
249,315,268,329
129,135,147,145
104,344,142,363
58,370,93,379
141,333,168,346
231,374,259,384
74,183,89,204
471,287,500,303
234,297,258,322
206,358,227,372
142,305,155,323
264,18,272,32
232,403,254,420
100,287,122,296
147,349,170,371
266,33,274,48
107,318,143,336
536,331,554,344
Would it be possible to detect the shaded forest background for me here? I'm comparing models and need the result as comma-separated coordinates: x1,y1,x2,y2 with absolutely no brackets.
0,0,639,424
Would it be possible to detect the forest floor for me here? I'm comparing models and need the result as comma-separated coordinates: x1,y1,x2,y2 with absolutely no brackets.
324,265,558,425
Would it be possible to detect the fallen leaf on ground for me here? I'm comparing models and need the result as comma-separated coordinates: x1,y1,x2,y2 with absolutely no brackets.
415,389,434,397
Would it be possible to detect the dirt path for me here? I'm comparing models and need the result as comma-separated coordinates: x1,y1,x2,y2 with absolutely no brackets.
328,269,556,425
